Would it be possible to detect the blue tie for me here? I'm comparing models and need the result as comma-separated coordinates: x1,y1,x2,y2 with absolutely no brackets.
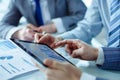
108,0,120,47
34,0,44,26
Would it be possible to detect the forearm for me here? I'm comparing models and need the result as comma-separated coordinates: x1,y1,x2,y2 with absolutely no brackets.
0,21,24,39
58,1,103,44
0,0,22,39
0,23,19,39
59,23,93,44
61,14,85,31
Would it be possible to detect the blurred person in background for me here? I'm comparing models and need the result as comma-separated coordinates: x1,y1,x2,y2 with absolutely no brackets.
0,0,86,41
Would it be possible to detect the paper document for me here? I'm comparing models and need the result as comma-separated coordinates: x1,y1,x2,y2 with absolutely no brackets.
0,40,38,80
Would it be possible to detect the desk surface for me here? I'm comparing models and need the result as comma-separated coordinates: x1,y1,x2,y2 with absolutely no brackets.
14,47,120,80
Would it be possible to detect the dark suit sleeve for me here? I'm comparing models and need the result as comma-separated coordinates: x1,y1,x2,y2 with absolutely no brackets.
61,0,87,31
97,47,120,70
0,0,22,39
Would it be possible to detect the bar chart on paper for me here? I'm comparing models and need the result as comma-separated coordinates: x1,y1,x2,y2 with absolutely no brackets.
0,40,17,52
0,40,38,80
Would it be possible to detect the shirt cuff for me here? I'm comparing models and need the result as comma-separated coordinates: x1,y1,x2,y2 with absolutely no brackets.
5,25,24,39
96,47,104,65
52,18,66,33
80,72,96,80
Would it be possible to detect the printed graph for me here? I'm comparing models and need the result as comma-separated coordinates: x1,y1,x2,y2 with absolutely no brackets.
0,40,38,79
0,56,35,75
0,41,17,52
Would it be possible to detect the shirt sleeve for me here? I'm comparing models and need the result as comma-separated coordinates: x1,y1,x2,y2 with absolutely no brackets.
80,72,96,80
57,0,103,44
5,25,24,39
96,47,104,65
52,18,66,33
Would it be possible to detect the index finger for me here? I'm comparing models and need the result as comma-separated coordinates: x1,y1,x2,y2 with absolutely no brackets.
55,40,73,47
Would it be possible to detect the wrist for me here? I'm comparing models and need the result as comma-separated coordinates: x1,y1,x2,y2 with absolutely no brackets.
93,47,99,60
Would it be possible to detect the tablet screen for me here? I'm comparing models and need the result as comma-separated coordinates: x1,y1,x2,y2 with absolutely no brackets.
11,39,74,67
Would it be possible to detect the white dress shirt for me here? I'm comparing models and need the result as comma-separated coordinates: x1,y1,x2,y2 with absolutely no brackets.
6,0,66,39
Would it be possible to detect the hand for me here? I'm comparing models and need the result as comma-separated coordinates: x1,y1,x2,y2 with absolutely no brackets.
12,24,38,41
37,23,57,33
41,59,82,80
34,33,56,48
55,39,98,61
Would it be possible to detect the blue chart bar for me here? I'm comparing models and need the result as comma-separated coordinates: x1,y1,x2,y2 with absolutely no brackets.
0,41,17,51
0,56,13,60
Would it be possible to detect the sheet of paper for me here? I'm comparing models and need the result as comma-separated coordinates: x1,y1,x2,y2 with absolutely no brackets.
0,40,38,80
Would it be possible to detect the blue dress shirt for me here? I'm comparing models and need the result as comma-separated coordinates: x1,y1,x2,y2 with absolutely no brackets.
60,0,110,44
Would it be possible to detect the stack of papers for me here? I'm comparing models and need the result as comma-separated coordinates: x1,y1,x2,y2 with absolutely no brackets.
0,40,38,80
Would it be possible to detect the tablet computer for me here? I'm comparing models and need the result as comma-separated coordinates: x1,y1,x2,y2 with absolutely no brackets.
11,39,75,67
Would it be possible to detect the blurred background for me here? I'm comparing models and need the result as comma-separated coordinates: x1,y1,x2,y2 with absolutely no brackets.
0,0,10,21
0,0,92,21
0,0,107,46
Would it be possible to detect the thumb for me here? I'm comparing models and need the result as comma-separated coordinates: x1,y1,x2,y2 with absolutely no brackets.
44,59,67,71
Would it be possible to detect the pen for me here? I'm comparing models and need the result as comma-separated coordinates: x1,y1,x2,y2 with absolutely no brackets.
33,31,46,42
41,31,46,35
